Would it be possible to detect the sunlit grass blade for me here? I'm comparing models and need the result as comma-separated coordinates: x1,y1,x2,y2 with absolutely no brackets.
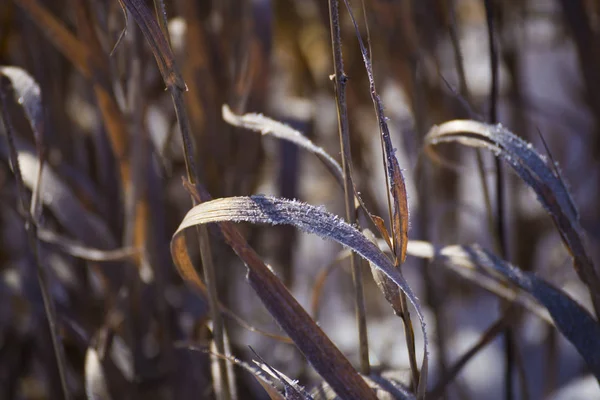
408,241,600,381
171,194,428,399
425,120,600,317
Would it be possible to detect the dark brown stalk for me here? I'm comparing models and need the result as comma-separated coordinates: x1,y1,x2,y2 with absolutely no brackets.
340,1,420,391
0,81,70,400
120,1,231,397
327,0,370,375
483,2,514,399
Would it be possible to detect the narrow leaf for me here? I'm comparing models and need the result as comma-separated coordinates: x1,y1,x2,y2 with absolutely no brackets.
119,0,186,90
222,104,394,252
171,195,428,398
409,241,600,382
172,195,378,399
340,0,409,263
425,120,600,316
0,67,43,142
85,347,113,400
222,104,343,184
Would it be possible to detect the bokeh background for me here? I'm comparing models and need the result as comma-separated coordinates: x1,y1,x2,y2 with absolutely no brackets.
0,0,599,399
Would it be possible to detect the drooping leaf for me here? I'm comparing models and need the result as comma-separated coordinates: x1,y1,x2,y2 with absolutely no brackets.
0,67,43,142
424,120,600,317
222,104,343,184
222,104,393,249
0,138,116,248
464,245,600,382
171,195,429,399
0,66,45,220
408,241,600,382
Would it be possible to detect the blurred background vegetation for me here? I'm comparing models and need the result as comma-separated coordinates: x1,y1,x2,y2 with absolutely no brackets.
0,0,599,399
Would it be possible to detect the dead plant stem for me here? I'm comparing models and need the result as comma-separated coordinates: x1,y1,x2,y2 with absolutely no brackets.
483,1,514,399
0,83,71,400
327,0,370,375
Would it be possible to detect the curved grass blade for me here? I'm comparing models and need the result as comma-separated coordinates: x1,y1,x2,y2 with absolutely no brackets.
222,104,393,252
0,66,44,220
314,241,553,325
425,120,600,317
171,195,428,398
38,228,137,262
409,241,600,382
0,139,116,248
222,104,343,184
0,67,43,142
175,183,377,399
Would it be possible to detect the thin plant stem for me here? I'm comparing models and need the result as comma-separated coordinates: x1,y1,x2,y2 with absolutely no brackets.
171,88,231,400
153,6,231,397
327,0,370,375
0,81,71,400
483,2,513,400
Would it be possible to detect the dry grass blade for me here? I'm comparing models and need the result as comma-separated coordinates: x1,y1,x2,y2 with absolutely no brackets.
425,120,600,317
223,105,392,251
222,104,343,184
171,194,428,399
85,347,113,400
0,140,116,248
121,1,231,396
341,1,421,394
119,0,185,90
37,228,137,262
0,67,42,141
250,347,313,400
175,343,287,400
1,72,70,399
341,0,408,264
408,241,600,382
327,0,370,374
363,230,404,315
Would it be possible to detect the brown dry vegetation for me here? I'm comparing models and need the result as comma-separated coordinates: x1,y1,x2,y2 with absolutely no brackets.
0,0,599,399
